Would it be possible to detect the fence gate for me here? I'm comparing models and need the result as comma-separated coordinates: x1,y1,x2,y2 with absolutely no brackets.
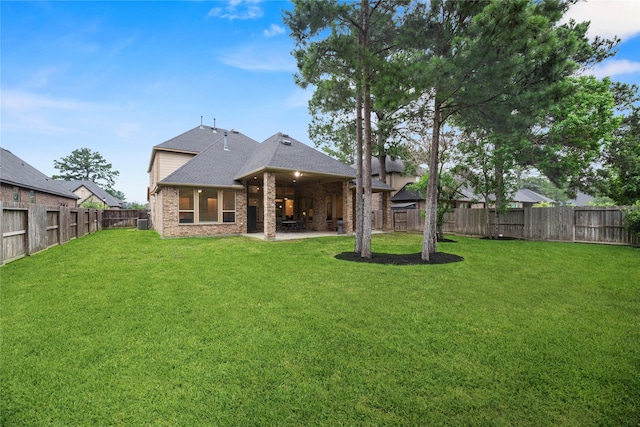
393,210,408,231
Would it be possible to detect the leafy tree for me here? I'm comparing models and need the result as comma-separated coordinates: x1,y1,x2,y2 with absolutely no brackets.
529,76,620,196
53,148,120,190
106,188,126,202
79,199,106,210
519,176,569,205
596,83,640,205
405,0,570,257
622,201,640,237
410,171,464,241
405,0,616,259
285,0,410,258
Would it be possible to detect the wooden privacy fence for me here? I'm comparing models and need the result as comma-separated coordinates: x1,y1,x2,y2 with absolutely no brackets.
1,201,103,265
102,209,149,229
394,206,639,246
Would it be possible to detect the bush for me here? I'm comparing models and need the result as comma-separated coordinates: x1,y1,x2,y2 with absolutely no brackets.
532,201,554,208
622,201,640,237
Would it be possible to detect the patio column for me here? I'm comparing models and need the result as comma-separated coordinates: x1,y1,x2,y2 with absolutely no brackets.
382,192,392,231
342,180,353,234
263,171,276,240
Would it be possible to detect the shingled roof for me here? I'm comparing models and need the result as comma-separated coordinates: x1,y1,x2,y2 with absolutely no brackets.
59,180,123,207
154,127,393,191
0,148,79,200
235,133,357,180
155,125,227,154
162,130,259,188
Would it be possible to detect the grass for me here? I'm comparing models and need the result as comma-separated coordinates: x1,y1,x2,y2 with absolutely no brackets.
1,230,639,426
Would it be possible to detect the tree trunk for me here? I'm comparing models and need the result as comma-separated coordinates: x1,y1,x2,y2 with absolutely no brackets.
422,101,441,260
361,0,372,259
494,165,504,238
355,93,364,254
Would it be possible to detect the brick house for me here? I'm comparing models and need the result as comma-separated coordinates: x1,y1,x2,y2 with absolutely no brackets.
148,126,393,239
60,180,123,209
0,148,79,207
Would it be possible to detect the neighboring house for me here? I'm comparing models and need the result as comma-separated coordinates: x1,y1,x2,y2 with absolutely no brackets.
368,156,421,225
148,126,394,239
566,192,595,206
390,183,425,212
0,148,78,207
371,156,420,197
60,180,123,209
456,187,556,208
390,183,555,210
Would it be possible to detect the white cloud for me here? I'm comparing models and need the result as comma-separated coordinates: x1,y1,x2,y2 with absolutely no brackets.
264,24,285,38
563,0,640,40
218,45,296,72
207,0,263,21
1,89,100,113
590,59,640,78
0,89,112,133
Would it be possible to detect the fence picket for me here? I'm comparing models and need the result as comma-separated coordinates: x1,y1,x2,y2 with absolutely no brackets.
393,206,638,246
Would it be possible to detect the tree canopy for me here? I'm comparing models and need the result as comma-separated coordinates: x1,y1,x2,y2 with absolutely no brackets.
284,0,625,259
53,148,120,190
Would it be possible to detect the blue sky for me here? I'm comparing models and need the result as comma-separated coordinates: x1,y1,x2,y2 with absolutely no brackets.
2,0,639,203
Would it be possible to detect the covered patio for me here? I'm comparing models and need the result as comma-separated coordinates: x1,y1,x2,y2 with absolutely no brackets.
242,169,354,240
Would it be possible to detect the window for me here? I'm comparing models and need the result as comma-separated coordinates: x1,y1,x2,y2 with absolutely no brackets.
222,190,235,222
199,189,218,223
13,187,20,202
29,190,36,204
178,188,236,224
179,188,194,223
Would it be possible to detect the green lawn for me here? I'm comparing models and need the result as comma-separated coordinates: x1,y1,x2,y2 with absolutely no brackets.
1,230,638,426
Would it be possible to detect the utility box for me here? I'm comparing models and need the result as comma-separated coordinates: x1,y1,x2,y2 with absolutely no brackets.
137,219,148,230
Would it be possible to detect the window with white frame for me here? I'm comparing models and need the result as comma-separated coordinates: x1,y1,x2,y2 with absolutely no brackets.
178,188,236,224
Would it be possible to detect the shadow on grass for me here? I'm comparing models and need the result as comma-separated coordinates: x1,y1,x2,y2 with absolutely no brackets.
335,251,464,265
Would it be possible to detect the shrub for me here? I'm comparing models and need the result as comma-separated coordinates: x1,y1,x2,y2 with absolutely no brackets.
622,201,640,237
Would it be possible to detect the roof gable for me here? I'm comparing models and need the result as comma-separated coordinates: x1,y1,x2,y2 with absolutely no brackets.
61,180,123,207
391,183,424,202
236,133,356,179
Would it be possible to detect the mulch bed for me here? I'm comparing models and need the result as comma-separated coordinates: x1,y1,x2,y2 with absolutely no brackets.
335,251,464,265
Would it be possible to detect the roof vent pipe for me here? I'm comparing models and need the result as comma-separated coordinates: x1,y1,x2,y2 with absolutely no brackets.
223,131,229,151
213,118,217,133
199,115,204,129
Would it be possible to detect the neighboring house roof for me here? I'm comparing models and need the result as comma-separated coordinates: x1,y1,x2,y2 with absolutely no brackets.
359,156,423,177
566,192,594,206
155,127,393,191
392,183,554,205
371,156,406,175
457,186,555,204
515,188,556,204
391,183,424,202
60,180,123,207
0,148,79,200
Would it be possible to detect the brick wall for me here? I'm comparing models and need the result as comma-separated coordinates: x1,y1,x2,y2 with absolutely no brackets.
1,184,77,207
158,186,247,238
